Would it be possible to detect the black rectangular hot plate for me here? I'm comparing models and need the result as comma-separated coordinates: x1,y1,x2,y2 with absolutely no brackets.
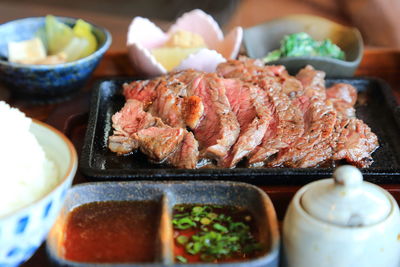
80,77,400,185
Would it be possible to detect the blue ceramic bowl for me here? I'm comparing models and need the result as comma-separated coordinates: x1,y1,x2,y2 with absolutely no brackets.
0,120,77,266
0,17,111,101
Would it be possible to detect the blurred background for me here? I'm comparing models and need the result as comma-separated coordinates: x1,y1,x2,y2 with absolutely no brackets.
1,0,399,51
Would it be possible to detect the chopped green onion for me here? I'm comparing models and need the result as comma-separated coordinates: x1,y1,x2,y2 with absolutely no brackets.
173,217,196,230
200,217,211,225
176,255,187,263
192,206,203,215
177,235,189,245
172,204,262,262
213,223,228,233
207,212,218,220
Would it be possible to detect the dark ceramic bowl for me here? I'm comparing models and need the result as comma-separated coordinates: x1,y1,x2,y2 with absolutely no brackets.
243,14,363,77
47,181,280,267
0,17,111,102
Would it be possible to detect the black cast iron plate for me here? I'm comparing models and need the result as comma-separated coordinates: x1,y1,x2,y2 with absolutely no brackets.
80,77,400,185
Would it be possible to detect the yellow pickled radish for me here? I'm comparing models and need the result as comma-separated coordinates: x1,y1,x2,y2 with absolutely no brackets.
61,37,89,62
73,19,97,58
151,47,201,71
45,15,74,55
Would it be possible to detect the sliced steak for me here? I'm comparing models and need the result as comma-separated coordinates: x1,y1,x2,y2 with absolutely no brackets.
217,59,305,165
222,79,271,167
168,131,199,169
217,57,285,83
133,127,185,162
294,116,348,168
281,75,304,99
263,65,336,167
109,57,378,169
108,135,139,155
123,70,239,164
183,95,204,129
108,99,164,154
123,78,163,107
326,83,358,118
110,99,161,136
216,57,267,81
326,83,357,105
296,65,326,99
147,79,187,128
189,73,240,163
332,118,379,167
268,98,337,167
148,71,205,129
248,78,304,165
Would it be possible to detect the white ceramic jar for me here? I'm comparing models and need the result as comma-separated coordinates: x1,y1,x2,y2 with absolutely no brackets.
283,165,400,267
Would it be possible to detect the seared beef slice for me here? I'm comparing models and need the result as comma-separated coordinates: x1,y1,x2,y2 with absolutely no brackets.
147,72,204,129
123,78,162,106
108,99,164,154
332,118,379,167
268,66,337,167
248,77,304,165
222,79,271,167
326,83,358,118
133,127,185,162
189,73,240,163
168,132,199,169
218,58,304,165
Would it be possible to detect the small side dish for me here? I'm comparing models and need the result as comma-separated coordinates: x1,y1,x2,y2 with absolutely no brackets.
243,14,363,77
172,204,263,263
62,200,161,263
8,15,97,64
127,9,242,76
0,16,111,100
47,182,279,267
263,32,345,62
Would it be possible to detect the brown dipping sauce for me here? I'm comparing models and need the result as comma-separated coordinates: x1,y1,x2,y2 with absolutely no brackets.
62,200,161,263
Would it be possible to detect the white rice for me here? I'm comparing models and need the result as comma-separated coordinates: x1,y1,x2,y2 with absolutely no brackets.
0,101,58,217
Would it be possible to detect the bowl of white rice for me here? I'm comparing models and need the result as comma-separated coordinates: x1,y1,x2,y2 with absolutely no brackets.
0,101,77,266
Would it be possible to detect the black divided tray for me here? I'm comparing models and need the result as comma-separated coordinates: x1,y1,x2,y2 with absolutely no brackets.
80,77,400,185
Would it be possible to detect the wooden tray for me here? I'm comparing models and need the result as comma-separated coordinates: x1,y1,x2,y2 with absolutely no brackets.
14,49,400,266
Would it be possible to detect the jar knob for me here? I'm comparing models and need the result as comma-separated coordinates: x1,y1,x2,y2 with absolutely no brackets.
333,165,363,188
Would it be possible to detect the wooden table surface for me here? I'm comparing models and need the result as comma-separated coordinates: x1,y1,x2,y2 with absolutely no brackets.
3,48,398,266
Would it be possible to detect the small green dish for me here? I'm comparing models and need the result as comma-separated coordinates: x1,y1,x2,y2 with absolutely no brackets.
243,14,363,77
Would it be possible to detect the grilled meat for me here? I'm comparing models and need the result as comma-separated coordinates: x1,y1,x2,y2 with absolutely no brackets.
109,58,378,169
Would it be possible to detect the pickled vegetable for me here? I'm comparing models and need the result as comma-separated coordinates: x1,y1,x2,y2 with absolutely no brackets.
264,32,345,62
152,47,201,71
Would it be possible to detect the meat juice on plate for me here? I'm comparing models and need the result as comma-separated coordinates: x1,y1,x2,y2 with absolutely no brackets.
62,200,161,263
172,204,264,263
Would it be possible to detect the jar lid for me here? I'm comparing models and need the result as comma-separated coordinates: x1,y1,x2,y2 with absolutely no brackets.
301,165,391,227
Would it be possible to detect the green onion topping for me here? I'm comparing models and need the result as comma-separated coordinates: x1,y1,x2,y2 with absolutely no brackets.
172,205,263,263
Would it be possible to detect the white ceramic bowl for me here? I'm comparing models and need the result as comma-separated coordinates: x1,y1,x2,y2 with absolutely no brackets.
0,119,77,266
